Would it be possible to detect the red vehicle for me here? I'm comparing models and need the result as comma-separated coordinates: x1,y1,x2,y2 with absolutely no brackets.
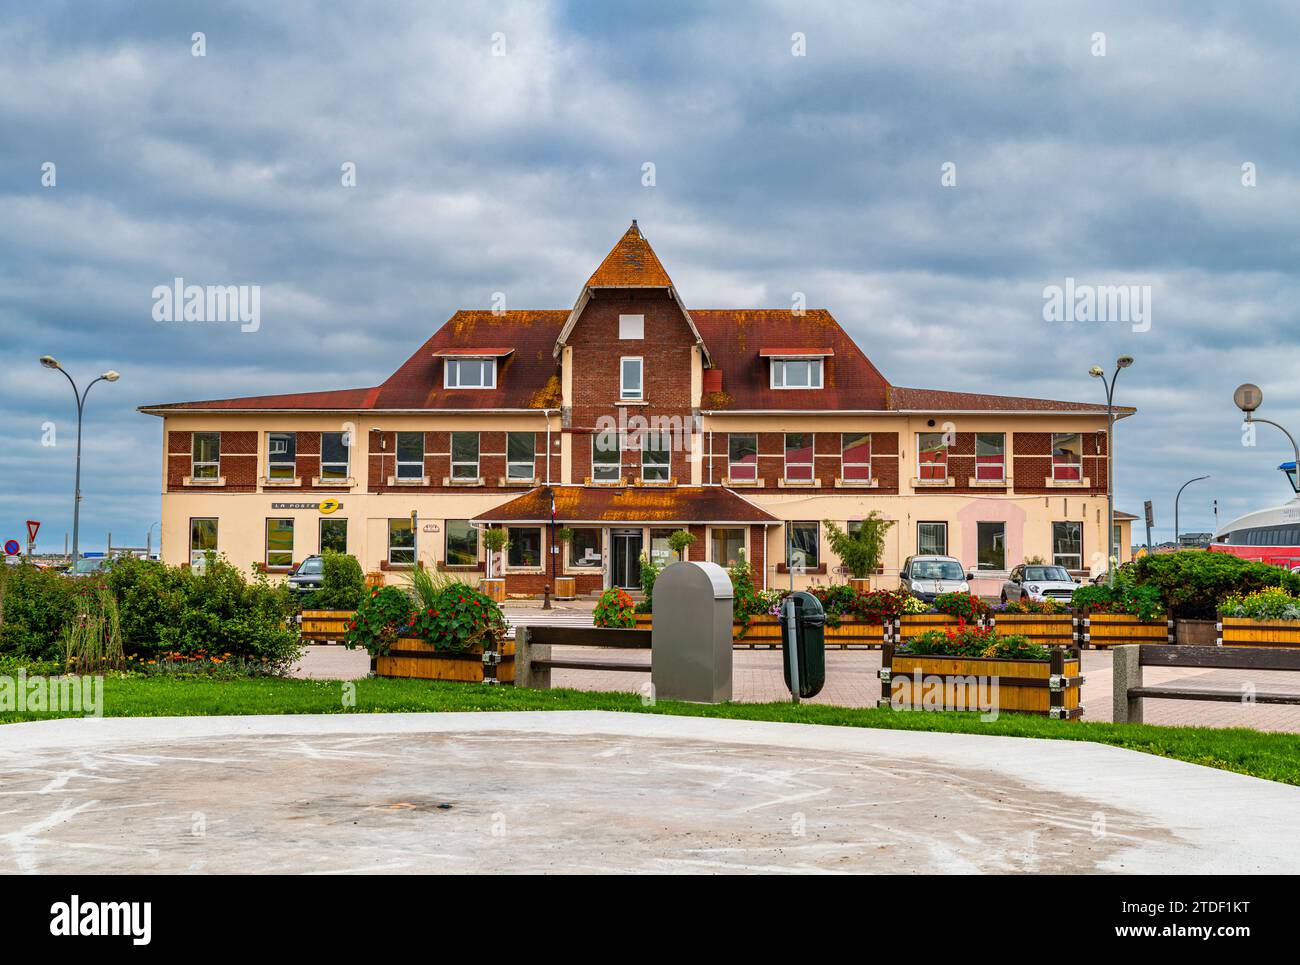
1210,461,1300,569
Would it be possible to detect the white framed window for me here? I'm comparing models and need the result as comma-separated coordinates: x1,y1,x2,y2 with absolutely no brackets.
192,432,220,480
388,518,415,565
320,431,349,480
444,358,496,389
396,432,424,480
917,521,948,556
841,432,871,481
641,431,670,482
267,432,296,479
507,527,543,568
620,357,643,400
592,430,621,482
771,358,823,389
451,431,479,480
507,431,535,481
1052,432,1083,482
1052,520,1083,569
784,433,814,482
618,314,644,339
190,518,218,554
444,519,478,566
728,433,758,481
918,432,948,481
266,518,294,568
786,522,819,569
976,432,1005,482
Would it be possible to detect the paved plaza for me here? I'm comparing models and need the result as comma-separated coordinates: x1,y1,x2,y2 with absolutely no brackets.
4,711,1299,874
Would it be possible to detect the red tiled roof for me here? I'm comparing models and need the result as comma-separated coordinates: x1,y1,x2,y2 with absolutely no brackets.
139,386,377,412
473,486,777,524
889,386,1125,414
585,221,672,288
693,310,891,411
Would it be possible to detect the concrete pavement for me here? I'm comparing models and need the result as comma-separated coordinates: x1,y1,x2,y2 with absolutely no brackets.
4,711,1299,874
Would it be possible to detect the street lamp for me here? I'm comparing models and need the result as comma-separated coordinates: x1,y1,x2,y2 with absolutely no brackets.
1234,383,1300,489
1174,475,1210,548
1089,355,1134,586
39,356,121,561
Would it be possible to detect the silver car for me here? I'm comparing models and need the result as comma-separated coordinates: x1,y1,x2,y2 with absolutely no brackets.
900,555,972,602
1001,564,1078,604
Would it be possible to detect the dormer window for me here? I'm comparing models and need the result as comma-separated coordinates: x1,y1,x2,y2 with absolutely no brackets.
445,358,496,389
762,348,831,390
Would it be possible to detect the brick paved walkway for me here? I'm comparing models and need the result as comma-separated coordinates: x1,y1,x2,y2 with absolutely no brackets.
294,645,1300,732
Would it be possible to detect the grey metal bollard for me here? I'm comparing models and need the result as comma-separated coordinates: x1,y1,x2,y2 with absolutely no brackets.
650,561,734,703
1112,644,1143,723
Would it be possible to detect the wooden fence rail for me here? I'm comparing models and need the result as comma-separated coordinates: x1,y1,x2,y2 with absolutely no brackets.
515,625,651,689
1112,644,1300,722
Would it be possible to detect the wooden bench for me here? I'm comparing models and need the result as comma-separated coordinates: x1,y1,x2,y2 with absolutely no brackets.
1112,644,1300,722
515,625,651,689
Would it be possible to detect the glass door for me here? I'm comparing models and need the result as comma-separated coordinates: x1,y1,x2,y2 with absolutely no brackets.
611,529,643,589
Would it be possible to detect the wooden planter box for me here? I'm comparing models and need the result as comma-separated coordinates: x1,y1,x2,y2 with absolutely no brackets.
849,578,872,593
628,612,888,648
373,636,515,683
879,644,1083,719
299,609,354,644
554,576,576,600
1078,610,1173,649
987,612,1076,648
480,578,506,604
1218,616,1300,648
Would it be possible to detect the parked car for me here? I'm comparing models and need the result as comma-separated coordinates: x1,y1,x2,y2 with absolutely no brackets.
1001,564,1078,603
286,555,325,594
900,555,973,602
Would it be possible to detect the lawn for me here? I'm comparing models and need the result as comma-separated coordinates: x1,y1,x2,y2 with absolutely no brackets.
4,674,1300,786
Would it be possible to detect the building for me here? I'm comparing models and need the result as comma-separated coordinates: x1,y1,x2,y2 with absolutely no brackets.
140,222,1135,596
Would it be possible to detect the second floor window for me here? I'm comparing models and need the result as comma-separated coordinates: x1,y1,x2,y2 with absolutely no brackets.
842,432,871,481
975,432,1005,482
642,432,670,482
771,358,823,389
444,358,495,388
192,432,220,479
918,432,948,480
268,432,296,479
507,432,535,481
320,431,349,480
396,432,424,479
451,432,479,480
593,430,621,482
1052,432,1083,482
620,357,643,400
784,433,814,481
728,433,758,481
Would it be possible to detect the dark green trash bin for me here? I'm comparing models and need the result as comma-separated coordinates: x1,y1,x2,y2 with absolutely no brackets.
780,591,826,699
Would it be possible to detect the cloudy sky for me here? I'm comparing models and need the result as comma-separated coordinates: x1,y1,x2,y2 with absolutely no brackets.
2,0,1298,553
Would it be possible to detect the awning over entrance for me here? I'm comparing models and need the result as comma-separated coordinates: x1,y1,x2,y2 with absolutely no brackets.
472,486,777,525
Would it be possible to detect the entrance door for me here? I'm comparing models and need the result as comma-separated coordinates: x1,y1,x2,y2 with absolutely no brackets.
611,529,643,589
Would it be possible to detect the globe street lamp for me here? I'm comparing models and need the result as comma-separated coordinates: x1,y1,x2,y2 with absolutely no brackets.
1174,475,1210,548
1089,355,1133,586
39,356,121,561
1234,383,1300,489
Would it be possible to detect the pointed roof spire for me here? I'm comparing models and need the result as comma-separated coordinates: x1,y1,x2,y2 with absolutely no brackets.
585,220,672,288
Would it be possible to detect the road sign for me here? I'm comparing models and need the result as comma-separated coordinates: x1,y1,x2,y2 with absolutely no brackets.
4,540,19,556
1143,500,1154,527
26,520,40,542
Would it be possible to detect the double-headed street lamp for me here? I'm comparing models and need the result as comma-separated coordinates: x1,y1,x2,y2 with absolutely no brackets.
1089,356,1134,587
39,356,120,561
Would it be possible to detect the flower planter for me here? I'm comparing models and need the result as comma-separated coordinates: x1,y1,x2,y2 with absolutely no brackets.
554,576,576,600
299,609,354,644
480,578,506,604
987,612,1076,648
373,636,515,683
626,612,888,648
848,578,872,593
1217,616,1300,648
879,643,1083,719
1077,610,1172,649
893,613,976,645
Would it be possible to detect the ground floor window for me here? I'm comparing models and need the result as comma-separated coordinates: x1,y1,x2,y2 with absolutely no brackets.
319,517,347,554
266,518,294,568
786,522,819,569
1052,521,1083,570
388,518,415,565
917,521,948,556
649,528,676,566
977,521,1005,570
711,528,745,566
445,519,478,566
567,527,602,567
190,518,217,558
508,527,542,567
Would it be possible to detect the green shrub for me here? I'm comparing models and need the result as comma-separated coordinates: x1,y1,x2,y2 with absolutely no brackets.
1070,580,1164,622
0,563,77,662
407,582,505,652
823,513,894,578
1220,587,1300,620
1126,550,1300,619
301,552,366,610
638,553,661,604
729,551,762,624
343,585,414,655
63,579,124,673
593,588,636,628
104,554,301,671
